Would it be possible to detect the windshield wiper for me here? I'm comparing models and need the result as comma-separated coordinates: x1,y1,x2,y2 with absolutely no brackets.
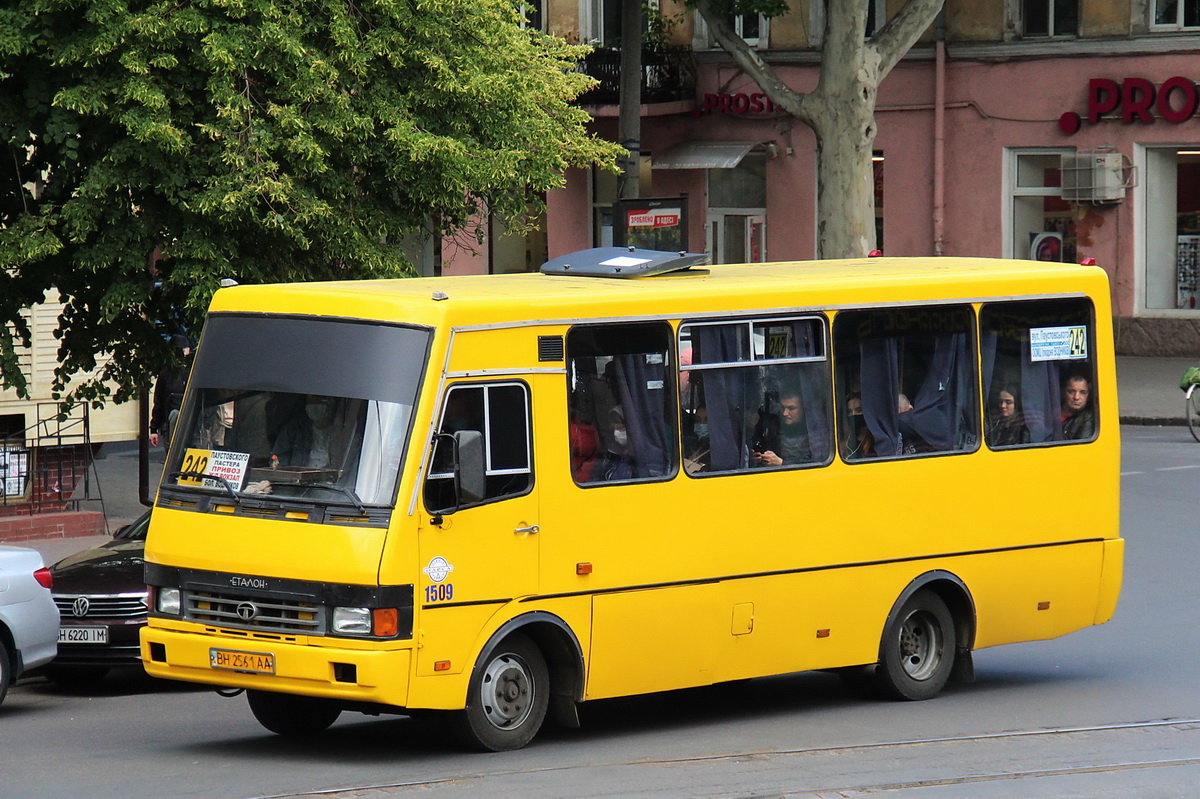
295,483,367,515
169,471,242,508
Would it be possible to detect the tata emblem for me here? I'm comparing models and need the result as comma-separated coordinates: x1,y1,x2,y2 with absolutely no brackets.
236,601,259,621
72,597,91,618
422,556,454,583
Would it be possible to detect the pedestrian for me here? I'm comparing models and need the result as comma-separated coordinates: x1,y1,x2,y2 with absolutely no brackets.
149,334,192,449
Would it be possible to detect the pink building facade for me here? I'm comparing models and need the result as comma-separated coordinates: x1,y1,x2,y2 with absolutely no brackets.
446,5,1200,356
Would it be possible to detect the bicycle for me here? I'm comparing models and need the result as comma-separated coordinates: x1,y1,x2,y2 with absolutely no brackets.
1184,366,1200,442
1189,383,1200,442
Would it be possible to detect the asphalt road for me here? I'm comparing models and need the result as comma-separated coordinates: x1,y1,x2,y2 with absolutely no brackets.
3,425,1198,799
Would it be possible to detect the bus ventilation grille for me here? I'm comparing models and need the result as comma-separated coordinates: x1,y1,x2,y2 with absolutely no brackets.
538,336,564,362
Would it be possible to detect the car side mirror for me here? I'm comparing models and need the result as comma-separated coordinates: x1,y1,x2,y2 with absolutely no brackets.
454,430,485,505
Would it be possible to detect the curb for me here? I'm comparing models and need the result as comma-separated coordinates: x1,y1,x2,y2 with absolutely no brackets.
1119,416,1187,426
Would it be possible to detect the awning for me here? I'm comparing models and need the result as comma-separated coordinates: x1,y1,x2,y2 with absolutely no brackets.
652,141,761,170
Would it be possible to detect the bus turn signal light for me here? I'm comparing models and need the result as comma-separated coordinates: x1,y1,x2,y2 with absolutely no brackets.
373,608,399,636
576,563,593,575
434,660,451,672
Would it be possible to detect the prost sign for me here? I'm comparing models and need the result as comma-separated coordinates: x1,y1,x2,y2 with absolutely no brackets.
1060,77,1200,135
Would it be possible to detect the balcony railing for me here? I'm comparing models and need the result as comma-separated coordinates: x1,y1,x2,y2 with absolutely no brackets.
576,46,696,106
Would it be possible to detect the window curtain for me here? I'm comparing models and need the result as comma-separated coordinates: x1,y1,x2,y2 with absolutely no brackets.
1020,343,1063,442
692,326,750,471
903,332,972,450
859,338,903,456
793,320,831,460
613,352,673,477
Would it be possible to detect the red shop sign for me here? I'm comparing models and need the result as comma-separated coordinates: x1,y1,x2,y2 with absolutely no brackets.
1060,77,1199,135
700,93,776,115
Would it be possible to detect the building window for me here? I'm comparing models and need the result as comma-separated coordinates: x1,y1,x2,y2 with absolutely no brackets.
1153,0,1200,29
1143,148,1200,310
873,152,884,251
1023,0,1078,36
1008,150,1076,263
697,7,769,48
518,1,544,31
866,0,886,35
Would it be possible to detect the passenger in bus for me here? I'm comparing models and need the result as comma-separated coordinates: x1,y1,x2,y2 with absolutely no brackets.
569,394,601,482
193,389,237,450
988,384,1031,447
274,395,355,470
1061,373,1096,440
752,387,811,467
598,406,636,481
683,405,710,474
841,393,874,459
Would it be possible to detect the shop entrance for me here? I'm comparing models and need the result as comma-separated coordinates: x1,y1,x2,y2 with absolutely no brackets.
706,212,766,264
1144,147,1200,310
705,155,767,264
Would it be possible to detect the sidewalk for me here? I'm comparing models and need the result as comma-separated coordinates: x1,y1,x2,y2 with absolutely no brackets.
8,354,1197,565
1115,355,1195,425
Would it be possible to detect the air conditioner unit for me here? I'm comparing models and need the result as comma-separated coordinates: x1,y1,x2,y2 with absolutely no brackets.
1060,152,1128,204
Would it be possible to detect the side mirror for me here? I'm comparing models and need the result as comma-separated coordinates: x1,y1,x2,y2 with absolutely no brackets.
454,430,486,505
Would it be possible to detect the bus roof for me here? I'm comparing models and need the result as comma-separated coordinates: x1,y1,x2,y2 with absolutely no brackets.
208,256,1110,328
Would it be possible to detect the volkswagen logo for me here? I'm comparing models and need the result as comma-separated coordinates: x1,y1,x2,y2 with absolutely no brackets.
71,597,90,618
236,601,259,621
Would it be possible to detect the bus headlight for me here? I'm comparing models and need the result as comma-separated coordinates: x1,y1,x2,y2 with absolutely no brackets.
157,587,181,615
332,607,372,635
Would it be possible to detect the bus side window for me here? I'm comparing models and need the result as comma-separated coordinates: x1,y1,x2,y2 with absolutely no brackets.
680,316,833,475
834,306,979,460
566,322,677,485
423,382,532,512
980,298,1097,447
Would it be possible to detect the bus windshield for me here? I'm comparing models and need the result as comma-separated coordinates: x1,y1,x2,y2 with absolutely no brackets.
163,315,430,508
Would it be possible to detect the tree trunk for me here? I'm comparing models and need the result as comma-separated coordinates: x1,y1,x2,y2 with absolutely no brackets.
812,105,878,259
693,0,946,260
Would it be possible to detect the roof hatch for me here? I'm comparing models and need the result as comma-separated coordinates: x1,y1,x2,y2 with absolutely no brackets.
540,247,709,279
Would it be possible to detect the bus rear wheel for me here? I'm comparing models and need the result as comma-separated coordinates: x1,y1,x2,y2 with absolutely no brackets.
876,590,955,701
454,632,548,752
246,689,342,736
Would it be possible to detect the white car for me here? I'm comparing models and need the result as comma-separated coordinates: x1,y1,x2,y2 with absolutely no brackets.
0,545,59,706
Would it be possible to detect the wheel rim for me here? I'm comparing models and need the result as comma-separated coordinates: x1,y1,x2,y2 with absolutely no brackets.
479,651,535,731
897,609,943,681
1188,393,1200,442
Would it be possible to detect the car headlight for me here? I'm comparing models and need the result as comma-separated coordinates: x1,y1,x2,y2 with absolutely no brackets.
332,606,371,635
157,587,181,616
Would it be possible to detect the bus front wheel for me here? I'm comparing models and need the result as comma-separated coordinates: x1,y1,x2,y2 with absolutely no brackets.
876,590,955,701
246,689,341,736
455,632,548,752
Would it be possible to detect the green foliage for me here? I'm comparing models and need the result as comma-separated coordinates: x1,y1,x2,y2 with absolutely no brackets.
1,0,620,404
685,0,792,18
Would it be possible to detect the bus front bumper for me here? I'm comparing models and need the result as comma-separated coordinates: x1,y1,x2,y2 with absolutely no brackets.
141,623,412,707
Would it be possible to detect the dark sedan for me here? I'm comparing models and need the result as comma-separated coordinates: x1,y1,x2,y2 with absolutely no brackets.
46,512,149,686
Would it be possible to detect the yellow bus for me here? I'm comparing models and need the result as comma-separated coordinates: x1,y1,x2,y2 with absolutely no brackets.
141,249,1122,751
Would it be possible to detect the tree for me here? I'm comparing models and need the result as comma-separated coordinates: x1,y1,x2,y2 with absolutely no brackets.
0,0,621,404
694,0,945,259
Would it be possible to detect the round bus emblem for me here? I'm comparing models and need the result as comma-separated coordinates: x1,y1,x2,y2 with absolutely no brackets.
72,597,90,617
236,602,259,621
423,556,454,583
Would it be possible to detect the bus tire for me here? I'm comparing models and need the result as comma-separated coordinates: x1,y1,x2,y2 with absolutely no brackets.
246,689,341,736
454,632,548,752
876,590,955,701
